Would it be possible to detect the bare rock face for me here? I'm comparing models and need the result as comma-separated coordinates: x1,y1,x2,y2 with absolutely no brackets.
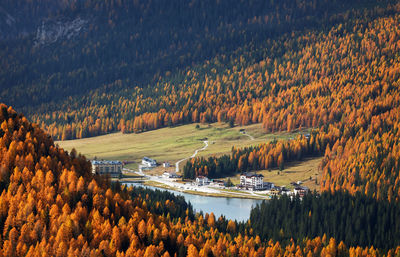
0,7,16,37
34,17,87,46
0,2,68,40
1,9,15,26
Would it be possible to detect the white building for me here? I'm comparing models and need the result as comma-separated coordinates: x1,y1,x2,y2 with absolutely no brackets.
142,157,157,167
196,176,209,186
91,160,123,177
163,162,170,168
263,182,275,190
240,173,264,190
293,186,310,197
281,187,292,196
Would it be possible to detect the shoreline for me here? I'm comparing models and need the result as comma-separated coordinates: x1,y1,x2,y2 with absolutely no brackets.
115,177,270,200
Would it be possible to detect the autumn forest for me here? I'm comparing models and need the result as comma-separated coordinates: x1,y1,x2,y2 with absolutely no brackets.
1,0,400,256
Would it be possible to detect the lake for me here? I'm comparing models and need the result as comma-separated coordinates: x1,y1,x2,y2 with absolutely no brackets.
123,182,264,222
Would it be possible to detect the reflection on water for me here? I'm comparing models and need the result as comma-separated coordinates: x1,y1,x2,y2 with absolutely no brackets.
124,182,263,222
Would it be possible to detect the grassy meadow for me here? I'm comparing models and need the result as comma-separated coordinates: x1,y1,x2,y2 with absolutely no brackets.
227,157,323,192
57,122,320,190
57,122,307,168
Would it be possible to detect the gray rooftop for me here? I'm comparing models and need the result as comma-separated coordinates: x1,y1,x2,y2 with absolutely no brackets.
241,172,264,178
91,160,123,165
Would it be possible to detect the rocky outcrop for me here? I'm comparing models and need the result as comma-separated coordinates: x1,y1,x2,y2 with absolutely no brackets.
34,17,87,46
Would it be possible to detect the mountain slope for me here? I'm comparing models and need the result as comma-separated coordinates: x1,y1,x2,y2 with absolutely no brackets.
17,2,400,202
0,0,393,119
0,103,195,256
1,103,400,256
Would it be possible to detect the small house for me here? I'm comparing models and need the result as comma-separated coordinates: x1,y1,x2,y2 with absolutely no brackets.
196,176,209,186
281,187,292,195
142,157,157,167
270,188,281,196
263,182,275,190
294,186,310,197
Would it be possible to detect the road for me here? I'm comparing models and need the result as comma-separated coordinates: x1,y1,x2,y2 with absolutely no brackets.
127,172,269,199
128,139,270,199
175,140,209,172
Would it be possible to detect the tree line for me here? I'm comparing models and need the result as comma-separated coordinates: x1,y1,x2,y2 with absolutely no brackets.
183,131,335,179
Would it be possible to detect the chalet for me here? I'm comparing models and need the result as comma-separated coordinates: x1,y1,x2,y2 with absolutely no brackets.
263,182,275,190
270,188,281,196
281,187,291,195
290,181,303,187
142,157,157,167
91,160,123,177
196,176,209,186
294,186,310,197
240,172,264,190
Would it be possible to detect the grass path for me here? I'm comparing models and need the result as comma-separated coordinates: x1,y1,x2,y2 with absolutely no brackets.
242,131,255,140
175,140,209,172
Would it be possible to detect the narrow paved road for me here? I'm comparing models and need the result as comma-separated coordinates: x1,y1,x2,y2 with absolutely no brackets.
175,141,209,173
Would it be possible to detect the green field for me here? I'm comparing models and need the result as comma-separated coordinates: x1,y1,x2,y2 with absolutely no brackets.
58,122,321,192
57,122,309,170
228,157,323,192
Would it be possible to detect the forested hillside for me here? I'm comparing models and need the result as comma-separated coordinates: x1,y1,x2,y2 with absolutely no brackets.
1,0,399,206
183,132,334,179
2,0,400,255
250,192,400,249
0,0,395,140
169,3,400,202
1,103,400,256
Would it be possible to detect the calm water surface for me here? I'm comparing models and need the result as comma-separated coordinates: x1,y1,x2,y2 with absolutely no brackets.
124,182,263,221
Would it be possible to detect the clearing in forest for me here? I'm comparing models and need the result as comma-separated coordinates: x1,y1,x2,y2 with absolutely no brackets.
57,122,310,171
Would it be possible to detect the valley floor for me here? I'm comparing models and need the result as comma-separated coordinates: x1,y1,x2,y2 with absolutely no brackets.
117,156,322,199
58,122,320,198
